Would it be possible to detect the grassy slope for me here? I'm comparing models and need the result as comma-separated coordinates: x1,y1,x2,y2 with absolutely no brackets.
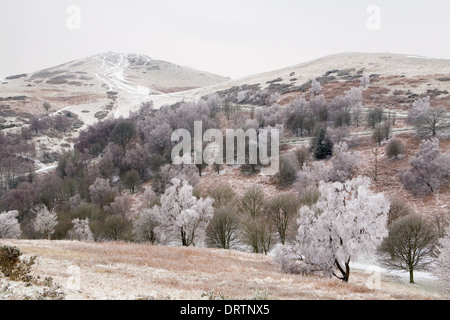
0,240,446,300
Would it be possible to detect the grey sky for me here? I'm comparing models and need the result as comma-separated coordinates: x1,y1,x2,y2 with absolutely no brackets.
1,0,450,79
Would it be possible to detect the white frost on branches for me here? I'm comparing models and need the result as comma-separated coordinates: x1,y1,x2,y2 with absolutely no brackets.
434,223,450,291
68,218,94,242
360,72,370,88
33,207,58,240
0,210,21,239
330,142,359,182
154,178,214,247
277,177,390,282
133,207,160,243
310,78,322,95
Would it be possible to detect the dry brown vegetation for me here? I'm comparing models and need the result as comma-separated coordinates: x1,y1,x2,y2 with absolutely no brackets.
0,240,446,300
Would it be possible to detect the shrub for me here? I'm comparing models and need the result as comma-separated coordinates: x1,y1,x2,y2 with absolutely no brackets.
386,139,405,160
275,155,297,188
293,147,311,170
0,245,36,281
0,210,21,239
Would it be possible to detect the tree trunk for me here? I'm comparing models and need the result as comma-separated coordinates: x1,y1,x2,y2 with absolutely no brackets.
334,259,351,282
409,268,414,284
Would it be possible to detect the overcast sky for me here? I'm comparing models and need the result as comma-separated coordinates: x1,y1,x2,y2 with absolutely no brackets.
1,0,450,79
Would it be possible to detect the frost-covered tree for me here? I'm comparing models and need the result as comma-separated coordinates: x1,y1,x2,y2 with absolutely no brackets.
434,223,450,291
33,207,58,240
372,122,391,146
360,72,370,88
89,177,116,207
155,178,214,247
145,122,173,156
294,161,331,193
133,207,160,244
400,138,450,197
330,96,351,128
329,142,358,182
277,177,390,282
206,93,223,118
0,211,21,239
103,195,130,219
237,90,249,104
408,96,449,137
284,97,310,137
68,218,93,242
310,78,322,95
124,143,151,178
153,164,200,194
310,94,328,123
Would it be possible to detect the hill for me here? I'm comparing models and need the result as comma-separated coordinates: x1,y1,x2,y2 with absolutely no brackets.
0,240,445,300
0,52,228,128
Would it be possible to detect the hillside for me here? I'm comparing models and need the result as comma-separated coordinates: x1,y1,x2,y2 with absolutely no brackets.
0,52,228,128
190,52,450,97
1,52,449,301
0,240,445,300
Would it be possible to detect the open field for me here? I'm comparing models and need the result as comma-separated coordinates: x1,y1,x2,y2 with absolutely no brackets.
0,240,446,300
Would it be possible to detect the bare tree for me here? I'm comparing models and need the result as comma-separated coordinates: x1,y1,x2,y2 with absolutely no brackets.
206,206,240,249
379,214,437,284
239,185,265,218
207,184,236,209
264,193,300,245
